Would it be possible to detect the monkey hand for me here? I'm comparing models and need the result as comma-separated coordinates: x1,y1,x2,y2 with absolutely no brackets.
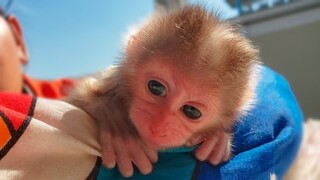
77,94,158,177
186,131,231,166
92,106,158,177
100,130,158,177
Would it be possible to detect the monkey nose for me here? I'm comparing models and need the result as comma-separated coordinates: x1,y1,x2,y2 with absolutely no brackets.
151,127,167,137
150,118,171,137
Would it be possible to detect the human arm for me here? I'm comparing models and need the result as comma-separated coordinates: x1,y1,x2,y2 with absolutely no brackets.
0,93,101,179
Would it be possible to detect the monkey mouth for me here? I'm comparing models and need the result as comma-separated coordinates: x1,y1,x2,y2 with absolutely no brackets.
141,134,185,150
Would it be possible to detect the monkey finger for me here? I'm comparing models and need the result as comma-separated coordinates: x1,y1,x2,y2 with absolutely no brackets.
208,133,228,165
101,145,116,169
113,139,134,177
194,136,218,161
185,135,204,147
100,133,116,168
142,144,158,163
222,137,231,162
117,155,134,177
131,144,153,175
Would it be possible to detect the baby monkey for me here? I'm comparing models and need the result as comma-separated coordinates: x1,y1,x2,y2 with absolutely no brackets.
66,5,260,177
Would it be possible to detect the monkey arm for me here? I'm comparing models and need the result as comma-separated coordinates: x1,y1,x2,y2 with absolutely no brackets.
65,66,157,177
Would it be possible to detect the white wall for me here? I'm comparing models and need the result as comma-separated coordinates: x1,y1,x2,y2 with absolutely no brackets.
247,17,320,118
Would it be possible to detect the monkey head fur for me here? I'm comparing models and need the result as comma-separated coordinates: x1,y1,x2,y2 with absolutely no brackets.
116,5,260,147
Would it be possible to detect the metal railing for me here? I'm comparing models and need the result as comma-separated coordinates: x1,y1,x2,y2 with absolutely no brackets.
227,0,309,16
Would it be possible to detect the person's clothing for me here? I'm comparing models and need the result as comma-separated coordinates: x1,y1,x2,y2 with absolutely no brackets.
22,75,74,98
0,95,101,179
0,66,303,179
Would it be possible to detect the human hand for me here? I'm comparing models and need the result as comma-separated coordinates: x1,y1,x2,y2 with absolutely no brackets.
186,131,231,165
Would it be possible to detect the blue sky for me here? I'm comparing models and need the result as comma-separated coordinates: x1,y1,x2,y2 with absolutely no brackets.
4,0,235,79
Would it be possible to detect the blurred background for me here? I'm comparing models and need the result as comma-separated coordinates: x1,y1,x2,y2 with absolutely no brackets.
1,0,319,118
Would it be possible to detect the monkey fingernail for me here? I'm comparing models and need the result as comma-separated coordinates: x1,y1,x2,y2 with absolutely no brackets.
151,156,158,163
211,162,219,166
195,154,206,161
105,163,116,169
185,141,192,147
103,158,116,169
209,157,220,165
123,171,133,177
141,166,153,175
223,153,230,161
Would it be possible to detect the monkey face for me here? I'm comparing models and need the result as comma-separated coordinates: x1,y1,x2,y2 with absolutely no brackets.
129,58,219,150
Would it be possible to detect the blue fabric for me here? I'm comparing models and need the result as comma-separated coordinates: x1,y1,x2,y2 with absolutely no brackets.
98,147,197,180
98,66,303,180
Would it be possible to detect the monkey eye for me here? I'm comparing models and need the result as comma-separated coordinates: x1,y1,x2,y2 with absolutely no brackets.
182,105,201,120
147,80,166,97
